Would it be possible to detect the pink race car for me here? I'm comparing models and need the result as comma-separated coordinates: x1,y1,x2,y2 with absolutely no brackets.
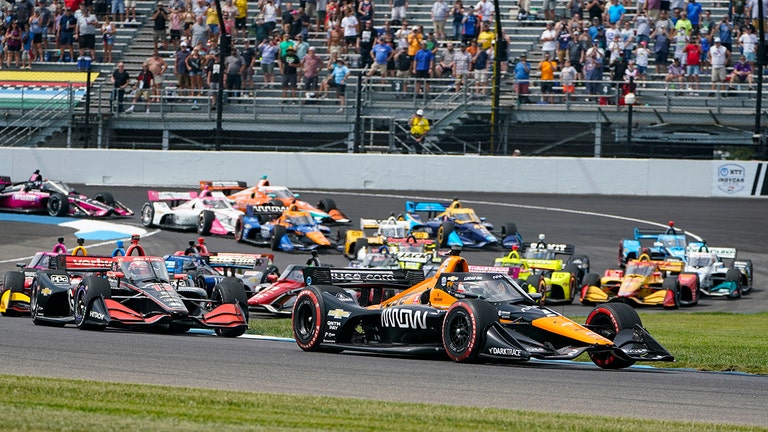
0,176,133,218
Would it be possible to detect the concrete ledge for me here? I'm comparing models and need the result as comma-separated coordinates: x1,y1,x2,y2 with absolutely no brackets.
0,148,764,198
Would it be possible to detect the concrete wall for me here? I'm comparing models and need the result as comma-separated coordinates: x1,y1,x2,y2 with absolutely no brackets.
1,148,765,198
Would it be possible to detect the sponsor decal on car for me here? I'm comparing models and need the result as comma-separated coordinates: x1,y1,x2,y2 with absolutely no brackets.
327,309,351,319
381,307,428,329
50,274,70,285
13,193,39,202
488,347,523,357
41,287,52,296
89,310,106,320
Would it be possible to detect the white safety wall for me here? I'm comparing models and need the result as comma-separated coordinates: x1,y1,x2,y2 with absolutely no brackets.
0,148,765,198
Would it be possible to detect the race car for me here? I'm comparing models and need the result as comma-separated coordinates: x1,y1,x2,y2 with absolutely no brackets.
618,222,688,268
222,176,350,224
234,203,334,252
0,175,133,217
291,249,674,368
403,199,521,249
579,255,697,309
247,264,311,315
140,190,243,236
492,236,588,304
164,251,279,294
29,254,249,337
0,251,61,316
683,245,753,298
341,215,436,259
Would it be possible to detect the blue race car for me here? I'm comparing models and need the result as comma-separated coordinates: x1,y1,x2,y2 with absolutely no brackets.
618,222,690,268
164,251,279,294
234,204,335,252
403,199,521,249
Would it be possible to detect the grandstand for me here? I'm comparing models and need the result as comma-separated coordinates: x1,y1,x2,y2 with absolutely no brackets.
0,0,764,158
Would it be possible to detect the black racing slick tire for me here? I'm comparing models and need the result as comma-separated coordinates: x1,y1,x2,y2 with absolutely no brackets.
584,303,642,369
210,277,249,337
436,221,454,247
94,192,115,205
197,210,215,235
317,198,337,212
140,203,155,227
725,268,743,299
1,271,25,316
73,276,111,331
46,192,69,217
662,277,681,309
292,286,328,352
234,216,245,242
526,274,547,303
442,299,497,362
271,225,287,251
500,223,518,237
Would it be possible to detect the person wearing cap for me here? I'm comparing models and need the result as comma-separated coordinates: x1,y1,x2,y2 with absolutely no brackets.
302,46,324,90
413,40,434,95
540,21,557,59
665,57,684,86
634,8,652,46
151,2,168,51
368,36,394,82
683,35,702,92
57,7,77,62
407,25,423,57
737,24,757,64
461,8,478,45
633,39,650,81
584,41,604,98
278,46,300,101
330,58,350,111
452,42,471,92
175,40,191,96
513,53,532,103
409,109,430,153
708,36,729,94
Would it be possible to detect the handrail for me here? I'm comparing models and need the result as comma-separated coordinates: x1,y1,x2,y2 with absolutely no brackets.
0,85,75,147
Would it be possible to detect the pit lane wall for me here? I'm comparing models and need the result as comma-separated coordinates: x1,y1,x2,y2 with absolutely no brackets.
1,148,766,198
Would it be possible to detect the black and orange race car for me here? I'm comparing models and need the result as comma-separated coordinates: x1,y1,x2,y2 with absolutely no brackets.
292,250,674,369
29,254,249,337
206,176,350,224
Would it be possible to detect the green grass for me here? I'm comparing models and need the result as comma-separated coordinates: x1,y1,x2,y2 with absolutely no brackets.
1,375,765,432
248,312,768,375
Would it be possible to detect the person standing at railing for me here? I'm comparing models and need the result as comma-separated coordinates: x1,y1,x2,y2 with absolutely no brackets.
146,49,168,102
634,40,650,82
330,57,350,112
302,46,324,90
368,35,393,83
560,59,577,101
708,36,730,96
513,53,531,103
125,63,154,113
652,23,670,75
56,8,76,62
583,41,604,101
538,52,557,103
413,40,433,96
76,6,98,61
111,61,130,113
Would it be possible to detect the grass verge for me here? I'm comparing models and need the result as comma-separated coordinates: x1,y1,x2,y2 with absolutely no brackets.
1,375,765,432
249,312,768,375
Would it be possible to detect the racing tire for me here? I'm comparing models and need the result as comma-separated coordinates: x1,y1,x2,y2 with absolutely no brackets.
569,255,591,279
270,225,287,251
260,265,280,284
317,198,337,212
210,277,249,337
442,299,498,363
662,277,681,309
30,273,68,326
526,274,547,304
725,268,743,299
584,303,642,369
140,203,155,227
46,192,69,217
1,271,25,317
436,221,454,247
197,210,215,235
580,273,601,305
292,286,327,351
500,222,518,237
195,275,207,290
234,216,245,243
94,192,115,205
562,264,580,303
73,276,111,331
741,259,754,292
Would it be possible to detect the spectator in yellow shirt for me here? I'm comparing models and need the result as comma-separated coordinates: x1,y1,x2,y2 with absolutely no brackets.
538,53,558,104
409,109,430,153
476,23,494,49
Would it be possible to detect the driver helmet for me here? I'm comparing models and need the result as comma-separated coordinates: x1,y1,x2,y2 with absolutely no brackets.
128,260,151,279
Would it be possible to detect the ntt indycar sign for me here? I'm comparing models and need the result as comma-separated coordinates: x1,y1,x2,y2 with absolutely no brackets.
712,162,768,197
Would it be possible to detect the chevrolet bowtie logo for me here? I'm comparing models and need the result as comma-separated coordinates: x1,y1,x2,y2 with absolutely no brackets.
41,288,52,296
327,309,350,319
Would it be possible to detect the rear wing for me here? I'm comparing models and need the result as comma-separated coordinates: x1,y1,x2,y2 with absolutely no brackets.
199,180,247,193
685,245,737,260
395,251,434,264
632,227,680,240
303,267,424,288
50,255,114,272
523,258,563,271
245,204,288,216
521,242,575,256
207,252,274,269
468,265,521,279
147,190,198,202
405,201,448,217
0,175,11,187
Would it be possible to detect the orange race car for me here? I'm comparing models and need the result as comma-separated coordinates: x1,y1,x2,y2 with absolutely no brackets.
202,176,350,225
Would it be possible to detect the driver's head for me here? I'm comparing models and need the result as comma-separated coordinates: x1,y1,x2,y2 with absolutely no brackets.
128,260,151,278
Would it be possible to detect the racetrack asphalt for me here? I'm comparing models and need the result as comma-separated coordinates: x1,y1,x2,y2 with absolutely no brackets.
1,187,767,426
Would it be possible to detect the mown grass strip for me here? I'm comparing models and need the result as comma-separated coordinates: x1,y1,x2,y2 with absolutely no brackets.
2,375,765,432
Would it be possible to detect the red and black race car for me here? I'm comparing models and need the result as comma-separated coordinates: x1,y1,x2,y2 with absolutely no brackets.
29,254,249,337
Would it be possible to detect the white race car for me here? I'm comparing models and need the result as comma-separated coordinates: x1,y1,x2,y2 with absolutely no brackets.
140,190,243,236
683,246,753,298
